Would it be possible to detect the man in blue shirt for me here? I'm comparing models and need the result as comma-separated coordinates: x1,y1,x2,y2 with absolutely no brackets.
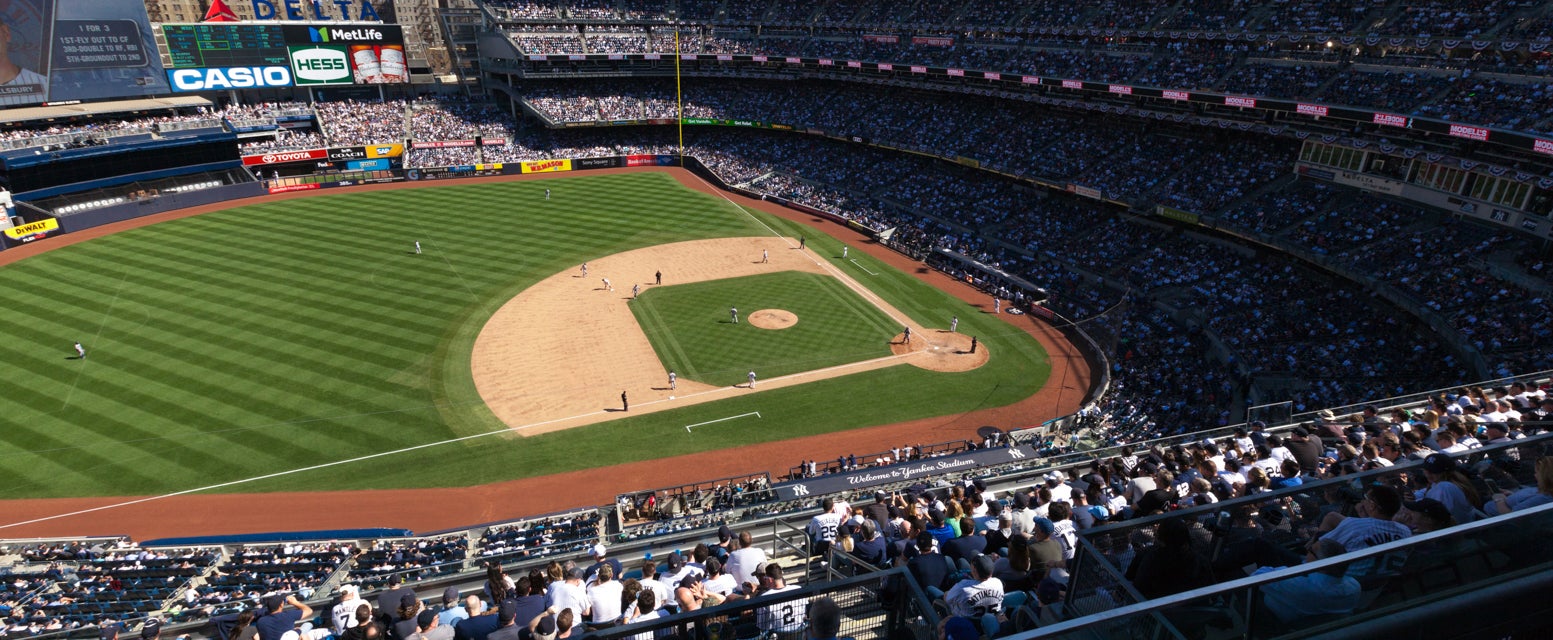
255,594,314,640
1257,539,1361,626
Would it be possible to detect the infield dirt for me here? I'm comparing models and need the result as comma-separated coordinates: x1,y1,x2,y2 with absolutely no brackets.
0,167,1090,539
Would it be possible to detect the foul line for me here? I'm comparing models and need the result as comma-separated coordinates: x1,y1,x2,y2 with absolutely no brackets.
684,411,761,433
849,258,878,275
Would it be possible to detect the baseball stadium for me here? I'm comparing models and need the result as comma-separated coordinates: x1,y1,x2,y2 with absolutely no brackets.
0,0,1551,638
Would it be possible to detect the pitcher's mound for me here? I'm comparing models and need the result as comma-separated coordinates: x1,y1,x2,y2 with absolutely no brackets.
750,309,798,330
891,332,989,372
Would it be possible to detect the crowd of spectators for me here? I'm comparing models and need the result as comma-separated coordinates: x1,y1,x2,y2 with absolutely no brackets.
347,537,469,591
478,511,602,563
238,129,325,155
314,100,409,147
410,97,515,142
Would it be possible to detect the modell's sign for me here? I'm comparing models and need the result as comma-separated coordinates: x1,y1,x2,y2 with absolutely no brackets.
1061,79,1082,89
1225,96,1256,108
1162,90,1189,101
243,148,328,165
1535,138,1553,156
1447,124,1490,141
1373,113,1410,127
1297,103,1328,117
1108,84,1131,95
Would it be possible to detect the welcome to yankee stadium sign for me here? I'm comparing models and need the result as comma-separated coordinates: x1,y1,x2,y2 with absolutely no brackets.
770,445,1039,501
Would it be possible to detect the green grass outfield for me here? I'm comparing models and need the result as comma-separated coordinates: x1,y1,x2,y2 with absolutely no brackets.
630,271,899,387
0,172,1050,498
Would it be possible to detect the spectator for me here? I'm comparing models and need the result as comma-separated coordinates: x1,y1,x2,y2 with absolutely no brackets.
1257,539,1362,627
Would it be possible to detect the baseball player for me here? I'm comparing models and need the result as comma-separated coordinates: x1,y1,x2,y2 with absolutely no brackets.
655,270,662,285
970,336,978,353
581,263,589,277
730,306,739,324
761,249,769,263
902,326,911,344
545,188,551,200
633,283,641,298
414,241,421,254
603,277,613,292
621,390,628,411
950,316,959,333
842,246,849,259
747,371,756,388
799,236,806,250
73,341,86,359
993,298,1002,314
668,371,677,390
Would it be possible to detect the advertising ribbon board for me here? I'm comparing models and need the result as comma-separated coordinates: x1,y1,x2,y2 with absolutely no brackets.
3,218,61,243
243,148,328,165
520,159,573,174
768,445,1040,501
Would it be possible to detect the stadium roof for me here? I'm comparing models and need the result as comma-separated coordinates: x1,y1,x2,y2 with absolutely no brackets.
0,97,214,125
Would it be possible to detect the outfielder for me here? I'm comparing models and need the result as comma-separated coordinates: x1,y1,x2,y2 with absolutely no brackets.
73,341,86,359
730,306,739,324
668,371,677,390
545,188,551,200
747,370,757,388
414,241,421,254
842,246,849,259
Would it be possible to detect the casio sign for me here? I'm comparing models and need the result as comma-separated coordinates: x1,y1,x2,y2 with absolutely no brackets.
168,67,292,91
291,47,351,83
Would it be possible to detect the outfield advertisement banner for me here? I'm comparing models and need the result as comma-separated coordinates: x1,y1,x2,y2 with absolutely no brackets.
520,159,572,174
768,445,1041,501
574,157,620,169
623,154,677,167
365,143,404,159
411,140,476,149
2,218,62,244
267,183,321,194
243,148,328,166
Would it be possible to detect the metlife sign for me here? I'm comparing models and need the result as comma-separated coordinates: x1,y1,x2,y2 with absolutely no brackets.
167,66,293,91
281,24,402,44
289,46,351,85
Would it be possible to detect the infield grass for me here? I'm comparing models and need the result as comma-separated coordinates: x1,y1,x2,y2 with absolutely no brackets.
630,271,898,386
0,171,1050,499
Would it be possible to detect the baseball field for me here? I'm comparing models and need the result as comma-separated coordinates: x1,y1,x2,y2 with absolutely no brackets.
0,169,1056,521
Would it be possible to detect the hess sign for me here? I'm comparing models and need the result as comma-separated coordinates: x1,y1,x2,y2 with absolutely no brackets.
168,66,293,91
289,46,352,84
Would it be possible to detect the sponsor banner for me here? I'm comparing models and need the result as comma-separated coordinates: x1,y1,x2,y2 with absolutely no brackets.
1067,184,1102,200
753,55,767,62
527,54,546,61
607,53,622,60
288,45,351,85
1022,75,1040,84
680,53,696,60
716,54,732,61
366,143,404,159
405,166,499,181
1297,165,1336,181
328,146,367,161
785,56,800,63
878,63,893,71
1332,169,1405,195
1108,84,1131,95
1162,89,1190,100
847,60,861,68
1061,79,1082,89
1372,112,1410,127
1448,124,1490,141
1296,103,1328,117
1535,139,1553,156
862,35,899,44
1028,305,1055,320
947,68,964,76
568,54,584,61
346,159,389,171
411,140,476,149
1155,205,1200,224
574,156,620,170
819,58,833,65
1225,96,1256,108
474,163,503,171
911,36,954,47
984,71,1000,80
267,183,320,194
242,148,327,166
769,445,1039,501
644,53,660,60
168,66,293,91
625,154,657,167
911,65,927,73
3,218,61,243
520,159,572,174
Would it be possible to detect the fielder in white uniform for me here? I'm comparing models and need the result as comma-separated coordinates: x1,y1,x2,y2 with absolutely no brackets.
668,371,676,390
581,263,588,277
761,249,768,263
414,241,421,254
73,342,86,359
950,316,959,332
842,246,848,259
747,371,756,388
730,307,739,324
633,283,641,298
603,277,613,292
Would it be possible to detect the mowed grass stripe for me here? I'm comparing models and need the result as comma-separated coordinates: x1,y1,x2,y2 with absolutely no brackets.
629,292,700,380
0,174,1049,498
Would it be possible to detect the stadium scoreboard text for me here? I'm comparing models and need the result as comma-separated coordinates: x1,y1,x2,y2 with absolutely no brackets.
160,23,407,91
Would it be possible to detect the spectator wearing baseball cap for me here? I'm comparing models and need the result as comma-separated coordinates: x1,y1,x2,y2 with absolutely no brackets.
391,592,424,640
527,615,558,640
100,622,122,640
436,587,467,628
255,594,313,640
1398,498,1455,534
406,609,451,640
582,544,621,585
1416,453,1481,524
140,619,161,640
1315,483,1411,552
484,600,521,640
332,586,367,635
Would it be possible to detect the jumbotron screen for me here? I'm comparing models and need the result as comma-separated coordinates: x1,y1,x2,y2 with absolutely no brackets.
160,23,409,91
0,0,170,108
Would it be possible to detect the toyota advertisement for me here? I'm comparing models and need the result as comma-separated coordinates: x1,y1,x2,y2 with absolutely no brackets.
0,0,170,108
162,23,406,92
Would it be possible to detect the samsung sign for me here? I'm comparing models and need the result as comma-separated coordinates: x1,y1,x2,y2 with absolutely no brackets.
168,67,293,91
289,46,352,85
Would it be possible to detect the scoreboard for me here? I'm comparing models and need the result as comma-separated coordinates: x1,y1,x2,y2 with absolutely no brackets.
163,24,290,69
162,23,290,67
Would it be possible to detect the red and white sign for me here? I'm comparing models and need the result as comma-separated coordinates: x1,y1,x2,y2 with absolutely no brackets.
1061,79,1083,89
878,63,893,71
753,55,767,62
1447,124,1490,141
717,54,733,61
1022,75,1040,84
911,65,927,73
411,140,476,149
1162,90,1190,101
1532,138,1553,156
1108,84,1132,95
947,69,965,76
911,36,954,47
567,54,584,61
785,57,800,63
527,55,545,61
984,71,1001,80
267,183,320,194
644,54,661,60
680,54,697,60
624,154,659,167
243,148,327,166
819,59,833,65
847,60,861,68
1225,96,1256,108
1296,103,1328,117
1373,112,1410,127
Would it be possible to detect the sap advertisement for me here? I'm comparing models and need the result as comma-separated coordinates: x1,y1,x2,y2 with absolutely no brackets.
0,0,170,108
162,23,407,92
